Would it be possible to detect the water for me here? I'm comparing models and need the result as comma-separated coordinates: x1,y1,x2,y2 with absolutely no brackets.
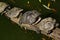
0,0,60,40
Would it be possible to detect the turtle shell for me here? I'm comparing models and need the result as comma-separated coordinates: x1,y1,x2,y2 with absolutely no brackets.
19,10,41,24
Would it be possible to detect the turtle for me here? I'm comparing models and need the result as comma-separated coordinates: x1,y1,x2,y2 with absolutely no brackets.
19,10,41,25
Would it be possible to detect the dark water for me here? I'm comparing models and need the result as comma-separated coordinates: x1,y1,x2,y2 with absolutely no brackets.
0,0,60,40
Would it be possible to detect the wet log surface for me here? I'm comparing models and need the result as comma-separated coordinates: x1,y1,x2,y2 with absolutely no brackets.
49,28,60,40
